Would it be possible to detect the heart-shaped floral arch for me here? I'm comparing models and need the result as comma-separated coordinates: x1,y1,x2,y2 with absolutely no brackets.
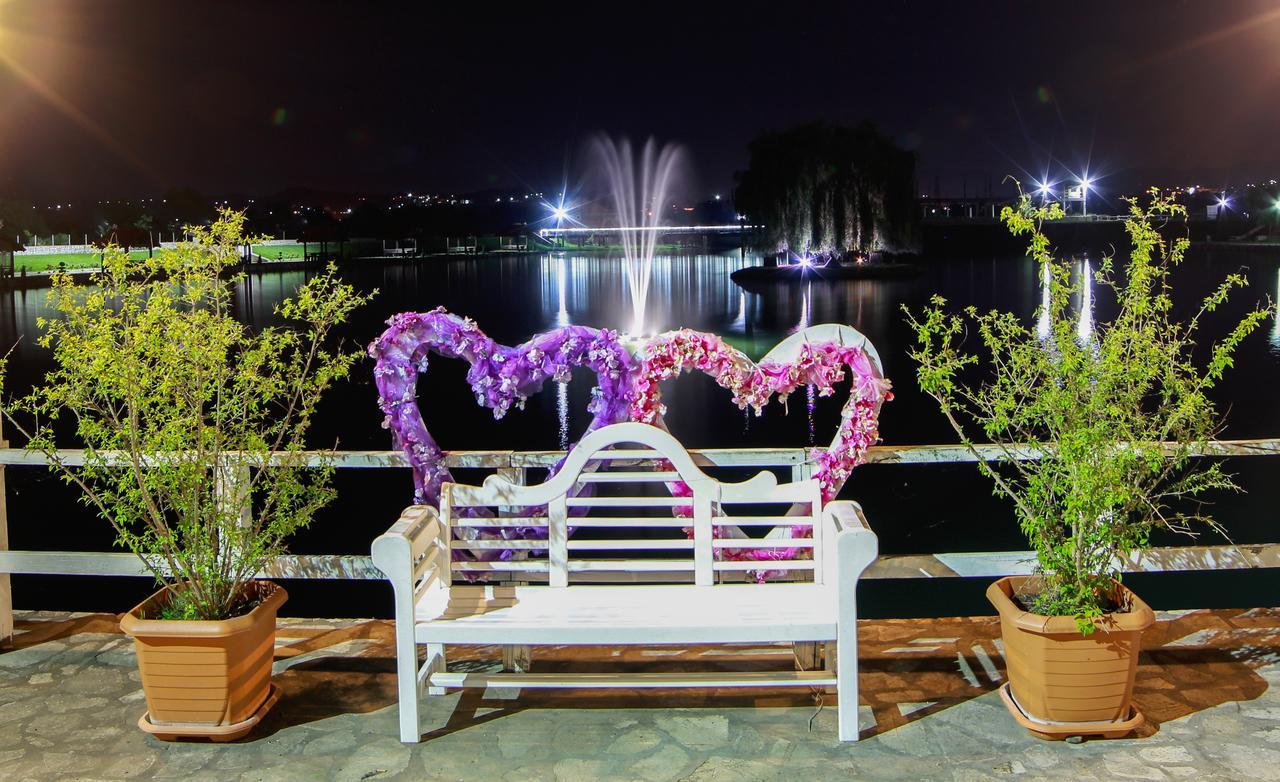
369,308,634,509
369,309,890,575
631,326,891,571
632,325,890,502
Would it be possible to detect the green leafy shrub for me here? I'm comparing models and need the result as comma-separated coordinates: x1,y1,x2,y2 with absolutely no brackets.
2,210,372,620
904,190,1269,632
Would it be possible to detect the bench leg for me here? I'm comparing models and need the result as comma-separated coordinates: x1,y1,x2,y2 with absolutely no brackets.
393,628,421,743
426,643,448,696
836,625,860,741
502,644,531,673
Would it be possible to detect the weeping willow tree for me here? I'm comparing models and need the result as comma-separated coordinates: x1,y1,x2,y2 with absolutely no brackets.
734,122,919,256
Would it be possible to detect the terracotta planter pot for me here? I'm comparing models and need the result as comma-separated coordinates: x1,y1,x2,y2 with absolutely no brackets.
987,575,1154,738
119,581,286,738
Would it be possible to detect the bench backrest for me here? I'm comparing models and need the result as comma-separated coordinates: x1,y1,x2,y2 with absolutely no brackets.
441,422,824,587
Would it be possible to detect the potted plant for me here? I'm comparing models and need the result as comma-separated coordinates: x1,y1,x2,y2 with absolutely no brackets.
0,210,369,740
905,191,1268,739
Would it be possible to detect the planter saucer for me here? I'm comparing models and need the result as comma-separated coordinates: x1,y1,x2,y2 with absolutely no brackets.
999,682,1143,741
138,683,281,742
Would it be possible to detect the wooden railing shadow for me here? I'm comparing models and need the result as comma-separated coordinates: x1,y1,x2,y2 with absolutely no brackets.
859,610,1278,740
7,612,123,650
15,609,1270,744
252,620,399,738
406,611,1279,743
1131,609,1278,736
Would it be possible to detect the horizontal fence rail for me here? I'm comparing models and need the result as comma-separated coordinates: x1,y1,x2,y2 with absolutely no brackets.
2,437,1279,642
1,438,1274,468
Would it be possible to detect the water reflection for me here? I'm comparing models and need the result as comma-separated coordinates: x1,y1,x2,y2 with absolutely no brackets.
1035,258,1095,344
1077,258,1094,344
556,256,570,448
796,281,812,331
556,256,569,328
536,253,751,339
797,281,816,444
0,250,1274,451
1036,261,1051,340
731,291,747,333
1272,268,1280,353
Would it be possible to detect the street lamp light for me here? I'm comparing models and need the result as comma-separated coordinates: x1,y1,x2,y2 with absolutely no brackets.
1079,174,1093,216
545,198,574,247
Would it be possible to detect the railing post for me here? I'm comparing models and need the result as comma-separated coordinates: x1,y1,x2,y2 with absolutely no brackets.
215,455,253,538
0,417,11,647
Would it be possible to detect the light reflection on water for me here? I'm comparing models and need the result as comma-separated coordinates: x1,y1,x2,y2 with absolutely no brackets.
536,253,754,339
1036,260,1052,341
0,250,1274,449
556,256,570,449
1035,257,1095,343
1076,258,1094,344
797,281,816,445
1272,268,1280,353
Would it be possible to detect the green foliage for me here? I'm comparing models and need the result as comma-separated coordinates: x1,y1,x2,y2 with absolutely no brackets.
1,209,372,620
904,190,1269,632
734,122,919,256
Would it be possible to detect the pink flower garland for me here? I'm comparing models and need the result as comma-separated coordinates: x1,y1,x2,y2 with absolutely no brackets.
631,329,891,574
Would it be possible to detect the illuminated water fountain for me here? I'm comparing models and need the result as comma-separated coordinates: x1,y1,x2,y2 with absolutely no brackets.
592,135,682,336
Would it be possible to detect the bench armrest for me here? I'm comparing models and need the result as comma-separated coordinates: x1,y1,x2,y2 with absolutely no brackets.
823,500,878,581
372,505,449,620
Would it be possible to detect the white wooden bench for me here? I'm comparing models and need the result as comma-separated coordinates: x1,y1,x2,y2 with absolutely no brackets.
371,421,879,742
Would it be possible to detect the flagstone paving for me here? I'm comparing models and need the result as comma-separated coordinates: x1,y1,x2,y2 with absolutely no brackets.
1,608,1278,781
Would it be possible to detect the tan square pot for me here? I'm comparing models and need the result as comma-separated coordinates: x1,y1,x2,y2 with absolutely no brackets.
987,575,1154,732
119,581,287,729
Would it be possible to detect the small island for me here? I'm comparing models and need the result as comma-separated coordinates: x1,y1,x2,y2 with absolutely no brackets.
730,256,922,284
731,122,922,284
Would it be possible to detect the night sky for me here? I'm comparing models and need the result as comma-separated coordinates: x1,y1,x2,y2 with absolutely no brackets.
1,0,1278,201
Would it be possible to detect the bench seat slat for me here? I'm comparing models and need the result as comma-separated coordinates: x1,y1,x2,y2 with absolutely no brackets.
713,539,813,550
564,519,689,528
566,497,690,508
450,517,816,529
566,539,694,551
451,518,549,528
452,560,698,572
713,561,815,571
413,584,835,645
576,471,681,483
452,539,547,550
717,516,816,526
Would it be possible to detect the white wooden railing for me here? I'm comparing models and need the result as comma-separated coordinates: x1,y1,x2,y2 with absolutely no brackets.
2,437,1279,644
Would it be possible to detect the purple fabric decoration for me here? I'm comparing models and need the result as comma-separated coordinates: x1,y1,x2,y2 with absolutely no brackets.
369,307,634,511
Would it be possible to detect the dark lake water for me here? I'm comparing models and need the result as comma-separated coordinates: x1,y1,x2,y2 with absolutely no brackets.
5,244,1279,618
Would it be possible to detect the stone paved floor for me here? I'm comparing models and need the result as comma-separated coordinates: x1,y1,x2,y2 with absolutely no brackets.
1,608,1279,781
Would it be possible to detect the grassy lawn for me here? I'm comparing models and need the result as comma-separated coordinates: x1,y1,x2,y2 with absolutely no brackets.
251,243,307,260
14,250,152,272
